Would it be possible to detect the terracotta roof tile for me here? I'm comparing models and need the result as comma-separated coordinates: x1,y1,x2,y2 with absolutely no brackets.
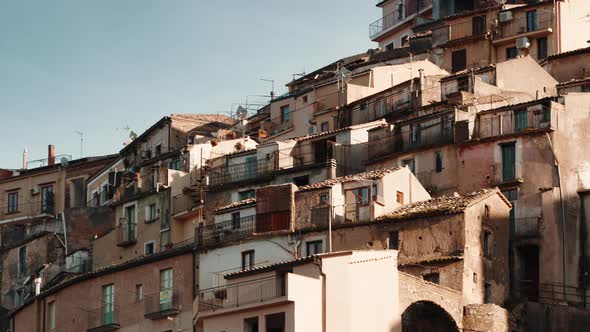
214,198,257,213
297,166,403,192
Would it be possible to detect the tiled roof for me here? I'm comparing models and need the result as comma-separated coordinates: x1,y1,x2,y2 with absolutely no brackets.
398,255,463,267
557,77,590,87
281,120,388,144
540,46,590,64
441,65,495,81
376,188,510,221
214,198,257,213
297,166,403,192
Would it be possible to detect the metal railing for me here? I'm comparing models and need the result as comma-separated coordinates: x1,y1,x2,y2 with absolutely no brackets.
195,215,255,247
0,196,56,221
370,8,405,39
116,220,137,246
476,107,553,139
198,275,286,313
256,211,291,233
144,289,180,318
513,217,540,238
366,89,412,121
514,280,590,308
344,200,381,223
368,121,454,159
498,13,553,38
87,304,120,331
311,205,330,228
208,159,275,186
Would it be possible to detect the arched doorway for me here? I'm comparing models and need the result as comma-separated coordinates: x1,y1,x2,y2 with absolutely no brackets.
402,301,458,332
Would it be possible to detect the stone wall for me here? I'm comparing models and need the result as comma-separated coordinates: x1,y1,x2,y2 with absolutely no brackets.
462,303,509,332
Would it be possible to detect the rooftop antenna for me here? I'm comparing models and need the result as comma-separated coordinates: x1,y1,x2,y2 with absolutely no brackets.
260,78,275,100
74,130,83,158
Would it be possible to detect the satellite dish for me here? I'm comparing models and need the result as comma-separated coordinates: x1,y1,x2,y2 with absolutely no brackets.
236,106,248,120
60,157,69,167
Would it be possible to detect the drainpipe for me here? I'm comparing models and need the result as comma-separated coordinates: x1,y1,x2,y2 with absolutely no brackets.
61,213,68,256
328,189,333,253
312,257,327,332
545,133,567,297
579,193,589,294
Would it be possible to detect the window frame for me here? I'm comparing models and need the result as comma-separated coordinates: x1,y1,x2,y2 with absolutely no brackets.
48,300,56,330
388,231,399,250
241,250,255,271
305,240,323,256
7,191,18,214
280,105,290,123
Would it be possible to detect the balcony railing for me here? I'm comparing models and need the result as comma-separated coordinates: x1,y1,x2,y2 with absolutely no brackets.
208,159,275,187
343,200,383,223
370,9,405,39
256,211,291,233
368,121,454,159
476,108,554,139
198,275,286,313
116,220,137,247
514,280,590,308
497,12,553,39
144,289,180,319
0,197,56,221
87,305,120,332
195,215,256,247
513,217,540,238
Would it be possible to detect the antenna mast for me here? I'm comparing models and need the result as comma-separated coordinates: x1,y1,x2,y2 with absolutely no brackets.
74,130,83,158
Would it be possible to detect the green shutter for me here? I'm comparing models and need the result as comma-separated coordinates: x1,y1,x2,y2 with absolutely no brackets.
502,144,516,181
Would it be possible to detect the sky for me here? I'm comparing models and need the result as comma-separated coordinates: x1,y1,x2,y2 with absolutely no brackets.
0,1,376,169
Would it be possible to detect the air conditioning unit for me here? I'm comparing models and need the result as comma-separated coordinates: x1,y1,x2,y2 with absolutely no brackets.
499,11,513,23
516,37,530,49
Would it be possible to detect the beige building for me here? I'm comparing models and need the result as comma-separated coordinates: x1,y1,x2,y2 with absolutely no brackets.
370,0,433,50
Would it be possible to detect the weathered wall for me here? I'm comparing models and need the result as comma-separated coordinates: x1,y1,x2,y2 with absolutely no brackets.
462,303,509,332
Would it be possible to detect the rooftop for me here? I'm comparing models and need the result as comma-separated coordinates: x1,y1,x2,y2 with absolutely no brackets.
540,46,590,64
376,188,510,221
297,166,403,192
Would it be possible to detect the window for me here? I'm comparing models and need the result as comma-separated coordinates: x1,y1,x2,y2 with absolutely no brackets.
302,95,308,103
388,231,399,250
484,283,492,303
160,216,171,247
102,284,115,325
423,272,440,284
40,184,54,214
150,170,159,190
320,121,329,132
280,105,290,123
401,35,409,47
100,184,108,204
435,151,443,173
537,37,548,60
48,301,56,330
396,191,404,204
402,159,416,174
147,204,157,223
457,76,469,92
501,142,516,182
155,144,162,156
15,288,23,307
7,192,18,213
473,272,478,283
144,241,155,255
124,205,137,242
350,187,370,206
238,189,256,201
484,231,492,256
18,246,27,278
306,240,323,256
231,212,241,230
265,312,285,332
526,10,537,32
502,189,518,236
506,47,518,60
410,124,421,147
472,15,486,36
319,193,328,205
241,250,255,271
484,205,491,219
385,42,394,51
244,317,259,332
514,109,528,132
169,159,181,171
92,191,100,207
451,49,467,73
160,268,173,310
136,284,143,302
292,175,309,186
372,183,378,201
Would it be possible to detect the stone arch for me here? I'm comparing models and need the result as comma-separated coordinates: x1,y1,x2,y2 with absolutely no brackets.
401,301,459,332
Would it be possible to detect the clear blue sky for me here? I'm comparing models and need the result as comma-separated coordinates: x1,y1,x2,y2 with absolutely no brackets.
0,1,376,169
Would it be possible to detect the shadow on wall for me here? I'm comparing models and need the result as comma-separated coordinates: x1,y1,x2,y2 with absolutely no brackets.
400,301,459,332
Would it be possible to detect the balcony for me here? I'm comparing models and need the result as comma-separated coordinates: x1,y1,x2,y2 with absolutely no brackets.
370,9,405,39
116,220,137,247
368,120,454,159
144,289,181,319
476,107,554,140
489,161,523,186
513,217,540,238
494,11,553,44
195,215,255,248
198,275,286,313
208,159,275,187
311,205,330,229
87,305,120,332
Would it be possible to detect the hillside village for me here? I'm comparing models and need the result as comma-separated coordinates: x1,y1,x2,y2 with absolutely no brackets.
1,1,590,331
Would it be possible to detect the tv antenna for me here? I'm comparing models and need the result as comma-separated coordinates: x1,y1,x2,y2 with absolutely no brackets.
260,78,275,100
74,130,83,158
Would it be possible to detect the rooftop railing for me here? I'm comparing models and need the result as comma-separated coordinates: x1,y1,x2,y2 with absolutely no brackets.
195,215,256,248
198,275,286,313
208,159,275,187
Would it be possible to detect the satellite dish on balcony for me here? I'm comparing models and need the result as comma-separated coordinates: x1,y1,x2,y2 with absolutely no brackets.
236,106,249,120
60,157,69,167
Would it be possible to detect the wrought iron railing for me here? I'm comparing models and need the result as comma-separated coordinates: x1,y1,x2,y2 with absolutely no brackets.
195,215,256,247
144,289,180,318
87,304,120,331
198,275,286,312
116,220,137,247
476,107,553,139
514,280,590,308
370,8,405,39
208,159,275,186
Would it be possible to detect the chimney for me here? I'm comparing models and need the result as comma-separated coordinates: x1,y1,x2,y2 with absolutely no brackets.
48,145,55,166
22,148,28,170
270,91,275,101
